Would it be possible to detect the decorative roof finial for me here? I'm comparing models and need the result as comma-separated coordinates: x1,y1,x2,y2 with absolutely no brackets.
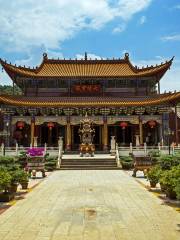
43,53,48,60
124,52,129,60
85,52,87,60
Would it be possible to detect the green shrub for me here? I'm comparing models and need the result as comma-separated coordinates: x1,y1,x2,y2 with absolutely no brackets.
147,165,161,184
148,150,161,157
120,156,133,170
0,156,16,166
45,156,57,171
160,166,180,199
0,168,12,192
15,151,27,169
174,178,180,200
148,150,161,164
158,155,179,170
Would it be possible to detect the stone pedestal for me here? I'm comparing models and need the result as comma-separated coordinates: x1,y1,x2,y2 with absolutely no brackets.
34,137,38,147
58,136,63,148
135,135,140,147
110,136,116,155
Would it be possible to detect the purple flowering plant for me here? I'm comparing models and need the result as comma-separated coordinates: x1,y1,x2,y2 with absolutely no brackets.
27,148,45,157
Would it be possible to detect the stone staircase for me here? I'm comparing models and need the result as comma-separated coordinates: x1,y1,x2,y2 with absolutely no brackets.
60,154,119,170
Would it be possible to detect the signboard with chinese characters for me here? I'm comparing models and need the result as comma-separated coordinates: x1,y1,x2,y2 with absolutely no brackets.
72,85,101,93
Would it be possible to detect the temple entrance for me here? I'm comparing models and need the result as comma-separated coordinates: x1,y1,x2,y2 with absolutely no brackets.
143,122,160,145
40,123,65,146
72,125,101,150
72,125,81,150
13,122,31,147
108,125,132,146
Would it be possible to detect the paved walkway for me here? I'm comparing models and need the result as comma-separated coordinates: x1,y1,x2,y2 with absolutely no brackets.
0,170,179,240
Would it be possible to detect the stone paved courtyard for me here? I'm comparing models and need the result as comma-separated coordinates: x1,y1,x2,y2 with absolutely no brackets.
0,170,180,240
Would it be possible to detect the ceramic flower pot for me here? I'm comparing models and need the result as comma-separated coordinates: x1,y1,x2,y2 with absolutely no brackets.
150,181,157,188
20,181,28,190
165,189,177,200
9,183,18,193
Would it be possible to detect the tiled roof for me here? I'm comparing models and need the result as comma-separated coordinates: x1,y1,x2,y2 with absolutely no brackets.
0,53,173,79
0,92,179,107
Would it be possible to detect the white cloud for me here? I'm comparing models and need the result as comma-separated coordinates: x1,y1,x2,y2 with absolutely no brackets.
160,59,180,92
174,4,180,9
0,71,12,85
0,0,152,52
161,34,180,42
139,15,146,25
112,24,126,33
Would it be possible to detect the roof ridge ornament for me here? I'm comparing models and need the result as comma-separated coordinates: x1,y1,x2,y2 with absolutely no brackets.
43,53,48,60
124,52,129,60
85,52,87,61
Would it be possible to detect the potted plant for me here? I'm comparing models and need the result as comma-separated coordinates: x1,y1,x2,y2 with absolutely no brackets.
174,178,180,200
148,150,161,164
10,169,27,192
16,151,28,169
160,166,180,199
120,156,133,170
0,168,14,202
45,156,57,171
158,155,179,170
19,170,29,189
147,165,160,188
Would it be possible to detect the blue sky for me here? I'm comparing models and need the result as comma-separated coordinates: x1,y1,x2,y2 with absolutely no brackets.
0,0,180,92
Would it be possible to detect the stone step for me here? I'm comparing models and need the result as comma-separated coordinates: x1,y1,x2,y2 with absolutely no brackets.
61,159,116,163
60,154,118,170
61,162,117,166
60,167,119,170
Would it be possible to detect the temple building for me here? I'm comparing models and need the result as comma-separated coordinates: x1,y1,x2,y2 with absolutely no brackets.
0,53,180,150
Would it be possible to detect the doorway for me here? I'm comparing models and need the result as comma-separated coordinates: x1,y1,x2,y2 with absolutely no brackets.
40,123,65,146
108,125,132,146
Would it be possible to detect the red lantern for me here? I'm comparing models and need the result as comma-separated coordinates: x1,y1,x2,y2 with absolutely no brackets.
47,122,55,130
148,120,156,128
120,122,128,129
17,121,25,130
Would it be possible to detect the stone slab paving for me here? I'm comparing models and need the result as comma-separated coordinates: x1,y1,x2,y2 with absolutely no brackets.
0,170,180,240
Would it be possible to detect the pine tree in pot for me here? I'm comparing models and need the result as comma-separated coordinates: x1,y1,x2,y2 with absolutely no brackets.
147,165,160,188
160,166,180,200
19,170,29,189
0,168,14,202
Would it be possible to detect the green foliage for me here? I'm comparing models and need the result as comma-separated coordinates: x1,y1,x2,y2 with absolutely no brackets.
120,156,133,170
0,85,22,95
148,150,161,164
174,179,180,200
147,165,162,184
11,169,28,184
160,166,180,198
15,151,27,169
158,155,179,170
0,156,20,172
0,168,12,191
148,150,161,158
45,156,57,171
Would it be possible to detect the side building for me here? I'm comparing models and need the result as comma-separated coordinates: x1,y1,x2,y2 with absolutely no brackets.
0,53,179,150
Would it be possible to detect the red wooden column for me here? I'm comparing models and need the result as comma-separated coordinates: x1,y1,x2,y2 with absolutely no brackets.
103,117,108,151
30,116,35,147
